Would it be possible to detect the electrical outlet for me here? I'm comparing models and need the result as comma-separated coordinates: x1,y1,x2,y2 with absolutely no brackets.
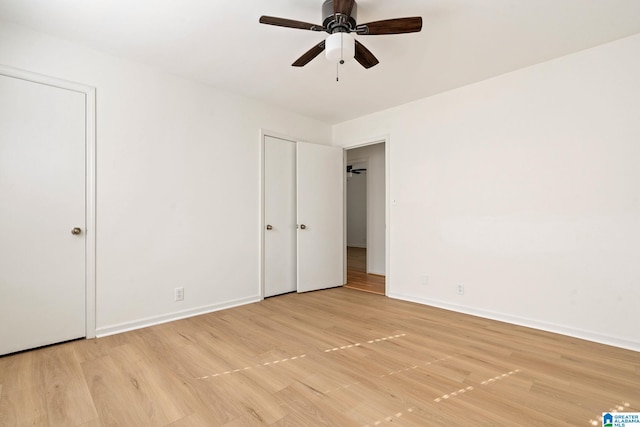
421,275,429,286
175,287,184,301
456,284,464,295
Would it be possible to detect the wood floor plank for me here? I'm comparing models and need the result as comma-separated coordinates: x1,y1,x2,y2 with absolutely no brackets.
276,383,356,426
81,353,153,426
43,346,98,426
0,386,49,426
166,412,210,427
1,287,638,426
74,419,103,427
0,349,46,393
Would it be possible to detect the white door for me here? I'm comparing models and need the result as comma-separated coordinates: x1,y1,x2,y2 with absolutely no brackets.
296,142,344,293
0,74,86,355
264,136,297,297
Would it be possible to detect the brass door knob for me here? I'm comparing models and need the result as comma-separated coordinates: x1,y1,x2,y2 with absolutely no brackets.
71,227,82,235
266,225,273,230
300,224,307,230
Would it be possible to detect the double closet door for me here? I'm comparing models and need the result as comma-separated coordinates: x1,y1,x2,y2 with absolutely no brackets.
264,136,344,297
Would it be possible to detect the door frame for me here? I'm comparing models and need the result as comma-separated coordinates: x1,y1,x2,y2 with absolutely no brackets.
343,135,390,295
0,65,97,338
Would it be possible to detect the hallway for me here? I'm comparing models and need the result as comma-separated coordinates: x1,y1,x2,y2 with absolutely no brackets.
344,247,385,295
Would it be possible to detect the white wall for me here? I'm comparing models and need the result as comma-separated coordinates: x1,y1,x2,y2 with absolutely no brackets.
334,34,640,351
346,161,367,248
0,21,331,335
347,144,386,275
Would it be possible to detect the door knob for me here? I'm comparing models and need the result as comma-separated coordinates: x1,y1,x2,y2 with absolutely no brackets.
299,224,307,230
266,225,273,230
71,227,82,235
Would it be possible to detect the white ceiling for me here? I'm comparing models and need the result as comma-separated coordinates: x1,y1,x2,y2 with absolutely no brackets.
1,0,640,124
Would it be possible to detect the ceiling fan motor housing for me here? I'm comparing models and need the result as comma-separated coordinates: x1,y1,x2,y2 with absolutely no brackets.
322,0,357,32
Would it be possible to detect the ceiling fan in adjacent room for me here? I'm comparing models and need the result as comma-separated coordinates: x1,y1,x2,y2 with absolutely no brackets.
347,165,367,175
259,0,422,70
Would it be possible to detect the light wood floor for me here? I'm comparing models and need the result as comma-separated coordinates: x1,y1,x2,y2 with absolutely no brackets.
344,247,385,295
1,288,639,426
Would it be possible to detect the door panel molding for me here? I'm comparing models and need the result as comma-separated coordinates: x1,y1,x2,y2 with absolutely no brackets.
0,65,97,338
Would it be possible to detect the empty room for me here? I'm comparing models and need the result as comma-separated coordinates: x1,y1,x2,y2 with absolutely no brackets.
1,0,639,425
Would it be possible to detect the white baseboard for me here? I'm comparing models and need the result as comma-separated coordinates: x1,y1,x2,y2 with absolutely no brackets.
95,295,261,338
388,292,640,353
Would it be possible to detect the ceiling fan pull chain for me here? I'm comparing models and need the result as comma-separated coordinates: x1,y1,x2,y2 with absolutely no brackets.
336,32,344,82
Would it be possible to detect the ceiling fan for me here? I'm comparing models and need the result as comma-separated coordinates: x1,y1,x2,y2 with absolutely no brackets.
347,165,366,174
259,0,422,69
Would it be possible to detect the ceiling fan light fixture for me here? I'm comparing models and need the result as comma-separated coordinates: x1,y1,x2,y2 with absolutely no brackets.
325,32,355,63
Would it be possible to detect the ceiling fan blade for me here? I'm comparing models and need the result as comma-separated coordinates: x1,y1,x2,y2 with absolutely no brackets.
354,40,379,69
292,41,326,67
334,0,355,20
259,16,324,32
356,17,423,35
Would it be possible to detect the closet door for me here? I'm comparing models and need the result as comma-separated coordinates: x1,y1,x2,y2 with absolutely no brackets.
0,73,86,355
263,136,297,297
296,142,344,293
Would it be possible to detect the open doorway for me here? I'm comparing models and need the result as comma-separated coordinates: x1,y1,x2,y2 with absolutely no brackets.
344,142,386,295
